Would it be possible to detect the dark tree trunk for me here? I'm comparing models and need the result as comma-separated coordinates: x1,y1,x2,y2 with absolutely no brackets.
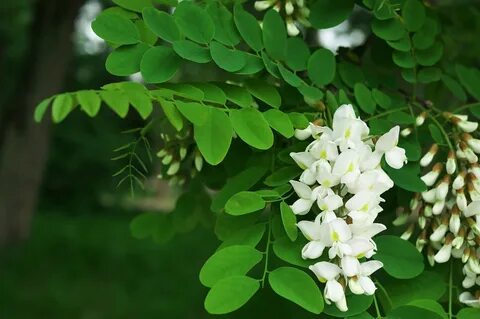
0,0,83,246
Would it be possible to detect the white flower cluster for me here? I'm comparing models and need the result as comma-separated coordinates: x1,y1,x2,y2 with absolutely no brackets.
254,0,310,36
397,112,480,307
288,104,407,311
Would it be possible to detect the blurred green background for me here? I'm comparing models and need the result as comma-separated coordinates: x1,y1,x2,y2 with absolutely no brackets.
1,0,480,318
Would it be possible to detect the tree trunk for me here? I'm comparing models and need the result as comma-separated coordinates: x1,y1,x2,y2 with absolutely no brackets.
0,0,83,246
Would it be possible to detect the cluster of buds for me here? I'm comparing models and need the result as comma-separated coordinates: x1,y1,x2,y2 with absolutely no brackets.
254,0,310,36
395,112,480,307
289,104,407,311
156,129,204,186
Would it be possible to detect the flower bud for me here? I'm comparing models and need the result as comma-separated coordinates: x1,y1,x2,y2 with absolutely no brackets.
449,206,461,234
286,19,300,36
401,128,412,137
179,146,187,160
415,112,427,126
446,151,457,175
420,144,439,167
456,188,468,211
455,117,479,133
285,1,294,15
254,0,273,11
166,161,180,175
422,188,437,203
462,247,471,263
432,200,445,215
418,214,427,229
410,193,421,211
462,133,480,154
427,246,435,266
453,227,466,249
468,182,480,201
435,176,450,201
194,151,203,172
430,222,448,241
401,223,415,240
156,149,167,158
424,205,433,217
416,231,427,252
421,163,443,186
453,171,466,190
434,234,453,263
393,210,410,226
470,163,480,179
294,126,312,140
162,154,173,165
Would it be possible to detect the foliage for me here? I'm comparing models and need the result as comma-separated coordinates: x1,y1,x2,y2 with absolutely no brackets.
34,0,480,318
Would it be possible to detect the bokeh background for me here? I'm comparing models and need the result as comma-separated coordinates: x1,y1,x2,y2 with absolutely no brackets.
1,0,479,318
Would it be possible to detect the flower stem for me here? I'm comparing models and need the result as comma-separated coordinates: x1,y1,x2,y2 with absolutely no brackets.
364,107,409,121
373,294,382,319
448,260,453,319
260,217,272,288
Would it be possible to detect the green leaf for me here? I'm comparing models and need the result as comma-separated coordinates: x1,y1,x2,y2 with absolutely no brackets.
193,83,226,105
200,245,263,287
324,294,373,317
269,267,324,314
441,75,466,102
194,107,233,165
92,12,140,45
372,89,392,109
412,18,438,50
52,93,74,123
211,165,269,213
402,0,426,32
206,2,240,46
219,223,266,248
338,61,365,88
142,7,180,43
455,64,480,101
457,308,480,319
285,37,310,71
100,90,129,118
237,54,265,75
103,6,139,19
278,64,302,87
308,48,336,86
261,51,281,78
392,50,416,68
218,85,251,108
310,0,354,29
246,80,281,108
387,35,412,52
348,312,374,319
264,166,301,187
225,191,266,216
174,1,215,44
263,109,294,138
105,43,150,76
467,103,480,119
354,83,376,114
204,276,260,314
386,305,443,319
210,41,246,72
120,82,152,119
288,112,309,129
130,212,158,239
233,4,263,51
408,300,447,319
215,213,258,241
112,0,152,12
140,46,180,83
298,84,324,100
372,18,406,41
373,0,396,20
383,162,427,192
418,67,442,84
173,40,211,63
387,111,414,124
34,97,52,123
77,90,101,117
369,118,393,135
374,235,424,279
230,108,274,150
280,202,298,241
175,100,208,126
428,124,445,145
159,99,183,131
416,42,444,66
399,136,422,161
272,237,311,267
382,271,446,308
262,10,287,60
135,19,157,45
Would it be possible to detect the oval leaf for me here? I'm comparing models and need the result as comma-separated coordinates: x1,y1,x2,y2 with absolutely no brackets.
225,191,266,216
230,108,274,150
140,46,181,83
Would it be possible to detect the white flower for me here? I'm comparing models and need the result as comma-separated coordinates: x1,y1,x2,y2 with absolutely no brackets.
457,120,479,133
375,126,407,169
325,218,353,259
297,215,328,259
332,104,369,151
332,149,361,187
286,19,300,36
434,242,452,263
254,0,274,11
464,201,480,218
347,260,383,295
308,139,339,161
290,151,316,170
310,262,348,312
345,191,382,214
459,292,480,308
349,169,394,195
289,181,318,215
315,159,340,188
317,189,343,211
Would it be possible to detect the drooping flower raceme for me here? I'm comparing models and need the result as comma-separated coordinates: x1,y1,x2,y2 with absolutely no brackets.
290,104,406,312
